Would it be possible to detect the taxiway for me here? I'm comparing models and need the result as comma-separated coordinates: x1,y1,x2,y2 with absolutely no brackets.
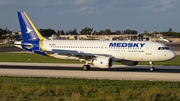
0,62,180,81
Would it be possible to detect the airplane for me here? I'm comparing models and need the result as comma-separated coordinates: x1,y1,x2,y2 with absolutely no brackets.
15,11,176,71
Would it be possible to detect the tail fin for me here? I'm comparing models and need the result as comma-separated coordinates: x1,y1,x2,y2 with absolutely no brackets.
90,27,93,38
17,11,44,41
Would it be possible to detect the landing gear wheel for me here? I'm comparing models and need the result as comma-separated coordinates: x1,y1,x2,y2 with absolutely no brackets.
83,65,90,70
149,61,155,72
150,67,155,71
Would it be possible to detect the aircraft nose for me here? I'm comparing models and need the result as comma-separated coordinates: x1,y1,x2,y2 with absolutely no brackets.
169,51,176,60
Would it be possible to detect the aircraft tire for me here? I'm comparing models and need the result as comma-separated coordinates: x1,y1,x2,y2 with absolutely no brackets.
87,65,90,70
150,67,155,71
83,65,90,70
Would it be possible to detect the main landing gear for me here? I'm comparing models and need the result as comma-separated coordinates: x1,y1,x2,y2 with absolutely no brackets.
149,61,155,71
83,65,91,70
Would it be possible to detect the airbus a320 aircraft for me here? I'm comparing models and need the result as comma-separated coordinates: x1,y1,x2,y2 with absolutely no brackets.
15,11,176,71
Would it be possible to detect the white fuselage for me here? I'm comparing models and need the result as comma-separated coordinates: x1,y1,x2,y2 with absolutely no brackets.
42,40,176,62
16,11,177,70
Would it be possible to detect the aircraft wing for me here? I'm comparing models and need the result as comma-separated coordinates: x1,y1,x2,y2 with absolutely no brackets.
41,49,112,58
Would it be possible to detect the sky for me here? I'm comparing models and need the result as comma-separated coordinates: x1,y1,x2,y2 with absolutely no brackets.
0,0,180,33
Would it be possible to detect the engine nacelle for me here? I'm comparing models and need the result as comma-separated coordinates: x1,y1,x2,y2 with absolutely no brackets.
121,61,138,66
93,57,113,68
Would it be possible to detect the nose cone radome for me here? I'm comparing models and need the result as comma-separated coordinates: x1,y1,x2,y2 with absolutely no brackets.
168,50,176,60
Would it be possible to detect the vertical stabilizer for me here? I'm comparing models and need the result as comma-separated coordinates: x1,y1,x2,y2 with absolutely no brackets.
17,11,44,41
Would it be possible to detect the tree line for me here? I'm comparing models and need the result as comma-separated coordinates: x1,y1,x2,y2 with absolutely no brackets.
1,27,180,39
161,28,180,37
140,28,180,38
58,27,138,36
0,28,13,39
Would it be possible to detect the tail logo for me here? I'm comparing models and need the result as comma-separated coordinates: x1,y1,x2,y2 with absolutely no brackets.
26,27,32,33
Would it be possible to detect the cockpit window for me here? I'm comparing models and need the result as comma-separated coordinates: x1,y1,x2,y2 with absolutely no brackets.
158,47,169,50
165,47,169,50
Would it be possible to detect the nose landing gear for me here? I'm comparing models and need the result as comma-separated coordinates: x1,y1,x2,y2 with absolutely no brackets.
149,61,155,71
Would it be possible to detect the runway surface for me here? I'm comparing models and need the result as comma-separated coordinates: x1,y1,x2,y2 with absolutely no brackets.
0,62,180,81
0,46,31,53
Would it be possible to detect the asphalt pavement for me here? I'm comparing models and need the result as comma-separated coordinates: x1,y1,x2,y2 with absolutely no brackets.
0,62,180,81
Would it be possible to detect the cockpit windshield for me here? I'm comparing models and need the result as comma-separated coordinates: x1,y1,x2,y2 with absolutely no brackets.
158,47,169,50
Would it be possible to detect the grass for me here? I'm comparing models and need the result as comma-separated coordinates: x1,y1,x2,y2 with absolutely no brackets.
0,53,85,64
0,53,180,66
0,76,180,101
0,53,179,100
138,55,180,66
0,44,13,47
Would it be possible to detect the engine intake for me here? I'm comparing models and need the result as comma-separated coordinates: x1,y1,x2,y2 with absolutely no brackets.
93,57,113,68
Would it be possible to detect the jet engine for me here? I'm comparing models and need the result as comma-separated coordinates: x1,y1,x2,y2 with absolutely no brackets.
121,61,138,66
93,57,113,68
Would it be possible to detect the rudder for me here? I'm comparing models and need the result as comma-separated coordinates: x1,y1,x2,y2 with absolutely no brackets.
17,11,44,41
